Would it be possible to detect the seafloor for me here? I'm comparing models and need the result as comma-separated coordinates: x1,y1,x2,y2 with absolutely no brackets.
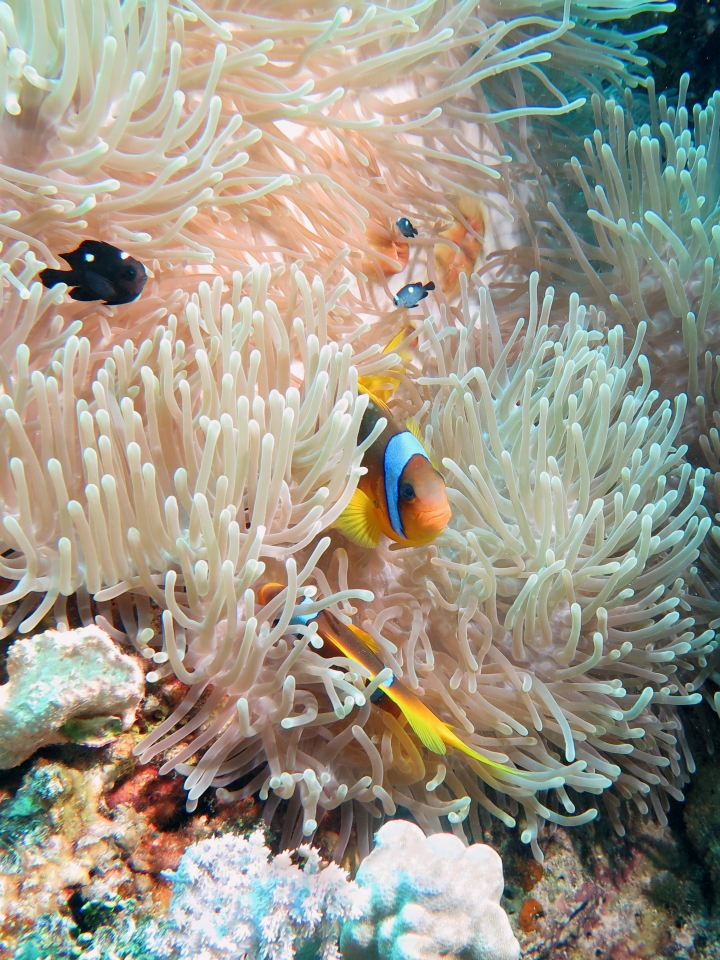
3,684,720,958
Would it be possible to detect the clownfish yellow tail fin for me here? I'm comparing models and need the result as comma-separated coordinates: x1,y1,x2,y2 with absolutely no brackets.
444,728,530,778
405,417,441,471
334,487,382,548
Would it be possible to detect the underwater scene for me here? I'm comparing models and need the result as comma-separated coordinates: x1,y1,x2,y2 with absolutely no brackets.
4,0,720,957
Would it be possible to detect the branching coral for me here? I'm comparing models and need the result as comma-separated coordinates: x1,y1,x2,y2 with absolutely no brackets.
145,829,361,960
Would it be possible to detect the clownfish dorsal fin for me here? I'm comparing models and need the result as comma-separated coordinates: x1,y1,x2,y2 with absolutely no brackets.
334,487,382,548
356,328,415,403
345,620,383,656
358,376,392,421
405,417,440,470
382,326,414,358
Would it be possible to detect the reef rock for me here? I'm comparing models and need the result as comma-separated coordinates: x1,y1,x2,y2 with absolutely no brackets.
340,819,520,960
0,626,143,768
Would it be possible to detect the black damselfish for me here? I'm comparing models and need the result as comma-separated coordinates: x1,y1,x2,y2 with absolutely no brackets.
40,240,147,305
396,217,418,238
393,280,435,308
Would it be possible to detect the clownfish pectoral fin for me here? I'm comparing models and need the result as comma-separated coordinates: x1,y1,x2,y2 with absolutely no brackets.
405,417,441,471
334,488,382,548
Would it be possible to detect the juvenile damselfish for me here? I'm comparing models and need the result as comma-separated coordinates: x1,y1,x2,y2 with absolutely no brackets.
396,217,418,238
393,280,434,308
258,583,524,778
40,240,147,305
335,387,451,548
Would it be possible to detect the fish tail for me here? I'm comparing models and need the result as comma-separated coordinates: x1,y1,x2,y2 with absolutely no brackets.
39,267,72,287
443,728,529,778
424,281,436,291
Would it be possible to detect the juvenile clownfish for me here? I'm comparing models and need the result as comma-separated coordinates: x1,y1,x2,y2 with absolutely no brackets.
396,217,418,238
257,583,524,778
393,281,434,308
336,386,451,548
40,240,147,305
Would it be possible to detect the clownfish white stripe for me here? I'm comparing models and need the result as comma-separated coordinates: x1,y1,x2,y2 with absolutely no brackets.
383,431,429,538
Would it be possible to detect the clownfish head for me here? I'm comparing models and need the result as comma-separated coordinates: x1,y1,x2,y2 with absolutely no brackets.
395,454,451,544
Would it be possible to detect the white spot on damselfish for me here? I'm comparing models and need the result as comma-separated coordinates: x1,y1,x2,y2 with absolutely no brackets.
84,253,95,262
120,251,129,260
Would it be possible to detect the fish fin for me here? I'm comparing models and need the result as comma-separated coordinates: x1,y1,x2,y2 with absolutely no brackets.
345,621,383,656
357,374,401,403
68,287,105,301
424,281,436,291
357,328,415,401
357,381,393,419
39,268,71,288
405,418,441,470
445,729,530,777
334,488,382,548
402,707,447,756
82,270,116,300
382,326,414,358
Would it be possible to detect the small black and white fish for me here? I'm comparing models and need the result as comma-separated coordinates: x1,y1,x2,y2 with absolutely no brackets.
396,217,418,238
39,240,147,305
393,281,435,308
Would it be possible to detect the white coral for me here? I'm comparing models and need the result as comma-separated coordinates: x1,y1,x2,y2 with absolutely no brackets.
147,829,364,960
340,820,519,960
0,624,143,768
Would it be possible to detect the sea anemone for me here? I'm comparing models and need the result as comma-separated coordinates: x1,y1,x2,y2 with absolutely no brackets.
1,0,715,865
530,75,720,426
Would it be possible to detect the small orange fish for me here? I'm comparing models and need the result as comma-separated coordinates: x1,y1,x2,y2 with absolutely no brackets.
258,584,523,777
434,197,484,298
361,226,409,279
335,386,451,549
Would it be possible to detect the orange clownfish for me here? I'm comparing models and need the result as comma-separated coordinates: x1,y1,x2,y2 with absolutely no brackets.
335,388,451,548
258,584,524,779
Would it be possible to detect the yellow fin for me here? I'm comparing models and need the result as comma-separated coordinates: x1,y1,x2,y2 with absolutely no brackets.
405,417,440,471
444,728,529,777
334,488,382,548
356,328,415,403
345,621,382,656
382,326,414,359
402,707,447,756
357,374,401,404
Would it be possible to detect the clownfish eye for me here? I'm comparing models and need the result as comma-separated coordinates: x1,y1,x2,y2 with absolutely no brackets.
123,265,137,279
399,482,415,502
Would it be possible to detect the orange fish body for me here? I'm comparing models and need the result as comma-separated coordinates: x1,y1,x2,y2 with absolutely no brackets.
335,390,451,548
434,198,484,299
